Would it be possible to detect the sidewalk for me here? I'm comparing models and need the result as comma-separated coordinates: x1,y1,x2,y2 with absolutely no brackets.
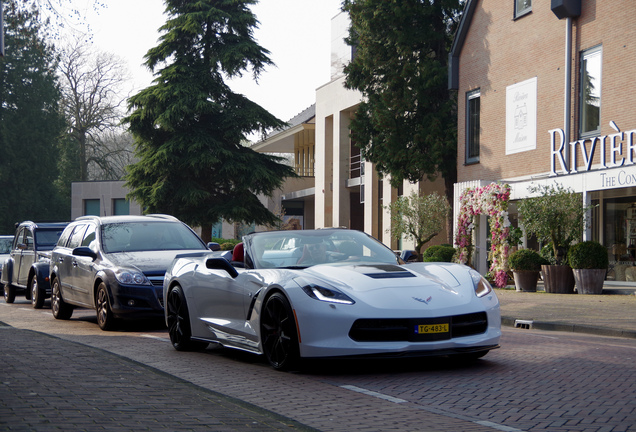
496,284,636,339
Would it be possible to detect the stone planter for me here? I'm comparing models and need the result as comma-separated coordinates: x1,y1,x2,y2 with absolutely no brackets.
512,270,540,292
573,268,606,295
541,264,575,294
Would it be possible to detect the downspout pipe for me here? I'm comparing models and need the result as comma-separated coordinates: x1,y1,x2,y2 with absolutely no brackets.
551,0,582,172
564,16,572,171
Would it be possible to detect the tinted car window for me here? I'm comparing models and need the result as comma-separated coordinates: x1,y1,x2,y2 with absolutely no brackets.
67,225,87,249
57,226,73,247
81,224,97,249
101,222,205,253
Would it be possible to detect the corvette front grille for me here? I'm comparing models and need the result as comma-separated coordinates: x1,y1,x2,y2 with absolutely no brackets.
348,312,488,342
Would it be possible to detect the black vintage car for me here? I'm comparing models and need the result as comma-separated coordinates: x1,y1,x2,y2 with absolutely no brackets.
1,221,69,308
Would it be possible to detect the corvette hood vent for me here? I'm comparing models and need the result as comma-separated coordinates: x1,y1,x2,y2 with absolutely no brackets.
354,264,416,279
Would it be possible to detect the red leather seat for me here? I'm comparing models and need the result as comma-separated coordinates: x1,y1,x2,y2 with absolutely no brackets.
232,242,244,263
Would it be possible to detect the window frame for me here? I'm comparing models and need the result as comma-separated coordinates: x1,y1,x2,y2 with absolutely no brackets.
466,89,481,164
514,0,532,19
579,45,602,139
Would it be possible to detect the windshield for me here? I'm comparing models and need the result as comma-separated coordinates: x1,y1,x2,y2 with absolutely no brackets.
248,230,399,269
101,222,206,253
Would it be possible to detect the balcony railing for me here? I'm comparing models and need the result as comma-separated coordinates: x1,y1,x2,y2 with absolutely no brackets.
350,153,363,179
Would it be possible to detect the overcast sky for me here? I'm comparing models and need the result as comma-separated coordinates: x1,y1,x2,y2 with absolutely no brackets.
79,0,344,122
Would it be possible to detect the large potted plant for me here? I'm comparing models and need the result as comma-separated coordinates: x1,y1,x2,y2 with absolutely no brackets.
568,241,609,294
508,248,549,292
517,184,593,294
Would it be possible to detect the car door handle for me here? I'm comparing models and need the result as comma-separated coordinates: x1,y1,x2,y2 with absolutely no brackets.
58,258,64,263
72,261,78,267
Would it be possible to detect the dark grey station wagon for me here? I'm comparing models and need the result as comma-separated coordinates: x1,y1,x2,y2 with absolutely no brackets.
49,214,209,330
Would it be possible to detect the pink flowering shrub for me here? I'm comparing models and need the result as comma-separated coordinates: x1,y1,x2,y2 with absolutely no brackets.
454,183,511,287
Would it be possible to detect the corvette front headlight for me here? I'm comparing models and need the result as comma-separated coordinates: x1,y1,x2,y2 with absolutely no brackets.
469,269,493,298
301,283,355,305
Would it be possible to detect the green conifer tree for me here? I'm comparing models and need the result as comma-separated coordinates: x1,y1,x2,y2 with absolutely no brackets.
124,0,295,240
0,1,67,233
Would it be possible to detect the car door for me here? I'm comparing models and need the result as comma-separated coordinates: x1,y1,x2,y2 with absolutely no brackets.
54,224,86,304
66,224,89,304
73,223,98,306
190,267,259,348
9,229,25,286
16,228,35,287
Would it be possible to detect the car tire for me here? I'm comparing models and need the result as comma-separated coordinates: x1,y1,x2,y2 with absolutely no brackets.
51,278,73,320
30,277,44,309
4,284,16,304
166,285,207,351
260,292,300,371
96,282,116,331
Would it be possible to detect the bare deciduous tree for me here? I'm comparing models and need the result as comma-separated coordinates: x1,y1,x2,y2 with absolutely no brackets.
87,131,136,180
58,37,131,181
12,0,105,38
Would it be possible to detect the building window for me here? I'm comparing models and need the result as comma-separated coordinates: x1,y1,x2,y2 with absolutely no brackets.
84,199,100,216
466,89,480,164
515,0,531,18
580,46,602,138
112,198,129,215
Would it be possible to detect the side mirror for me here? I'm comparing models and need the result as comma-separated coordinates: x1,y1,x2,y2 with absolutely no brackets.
72,246,97,260
207,242,221,251
205,257,238,278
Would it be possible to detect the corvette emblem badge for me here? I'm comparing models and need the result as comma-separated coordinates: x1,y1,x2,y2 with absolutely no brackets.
413,296,432,304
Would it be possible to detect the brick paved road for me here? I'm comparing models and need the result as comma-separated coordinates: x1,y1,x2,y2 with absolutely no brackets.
0,327,315,432
1,300,635,431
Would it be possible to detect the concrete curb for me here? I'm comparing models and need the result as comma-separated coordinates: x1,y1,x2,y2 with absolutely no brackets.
501,316,636,339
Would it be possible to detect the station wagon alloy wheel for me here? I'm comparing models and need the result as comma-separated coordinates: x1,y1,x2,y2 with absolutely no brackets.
96,283,116,331
51,279,73,320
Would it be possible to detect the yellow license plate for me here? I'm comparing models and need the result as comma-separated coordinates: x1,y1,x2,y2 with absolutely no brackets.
416,324,449,334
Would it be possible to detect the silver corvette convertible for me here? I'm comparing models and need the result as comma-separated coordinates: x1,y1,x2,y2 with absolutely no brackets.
163,229,501,370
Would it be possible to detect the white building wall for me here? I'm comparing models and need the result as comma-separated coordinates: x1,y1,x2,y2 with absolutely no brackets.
316,12,360,229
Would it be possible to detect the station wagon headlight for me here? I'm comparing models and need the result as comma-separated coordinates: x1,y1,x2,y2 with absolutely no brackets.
115,269,151,285
469,269,493,298
301,283,355,305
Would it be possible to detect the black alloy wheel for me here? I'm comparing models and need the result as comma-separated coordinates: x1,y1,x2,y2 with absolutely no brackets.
96,282,116,331
260,292,300,371
166,285,207,351
3,283,15,303
30,277,44,309
51,278,73,320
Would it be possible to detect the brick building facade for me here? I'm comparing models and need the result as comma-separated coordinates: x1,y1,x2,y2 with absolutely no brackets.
450,0,636,280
